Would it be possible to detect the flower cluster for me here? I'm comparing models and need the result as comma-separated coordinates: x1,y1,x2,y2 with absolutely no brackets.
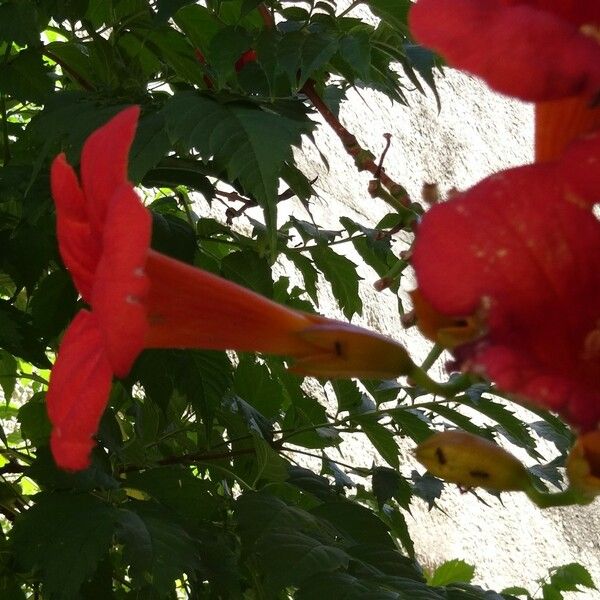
409,1,600,430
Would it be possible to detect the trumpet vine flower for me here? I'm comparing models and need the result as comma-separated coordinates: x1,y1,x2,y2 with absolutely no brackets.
48,107,412,470
411,131,600,431
409,0,600,160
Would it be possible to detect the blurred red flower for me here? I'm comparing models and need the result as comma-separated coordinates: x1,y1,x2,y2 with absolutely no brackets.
48,108,411,470
410,0,600,160
411,131,600,430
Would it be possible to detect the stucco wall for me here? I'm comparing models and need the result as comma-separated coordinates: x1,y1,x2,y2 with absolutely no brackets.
284,69,600,596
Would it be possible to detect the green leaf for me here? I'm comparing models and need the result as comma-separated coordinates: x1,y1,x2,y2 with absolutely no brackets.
348,544,424,580
339,216,398,280
117,501,201,593
387,407,432,443
0,0,43,45
501,586,531,598
30,270,78,340
311,500,395,549
0,49,53,103
11,492,117,599
207,26,253,86
542,585,563,600
364,0,411,33
0,349,17,402
296,571,391,599
150,210,197,264
411,470,443,510
358,417,400,468
426,404,490,440
252,434,290,484
309,245,362,319
457,396,537,455
221,249,273,297
382,505,415,558
548,563,596,592
18,393,51,446
255,530,350,592
129,111,172,182
0,300,50,367
174,3,223,50
142,157,215,200
428,559,475,587
331,379,363,413
155,0,196,21
285,250,319,304
234,356,282,419
372,467,412,509
123,466,219,523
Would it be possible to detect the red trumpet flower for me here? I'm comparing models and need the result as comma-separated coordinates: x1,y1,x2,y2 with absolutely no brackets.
48,107,412,470
411,131,600,431
409,0,600,160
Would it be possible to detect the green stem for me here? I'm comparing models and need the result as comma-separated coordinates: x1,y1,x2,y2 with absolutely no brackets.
525,484,593,508
281,446,370,474
409,368,472,398
420,344,444,372
289,233,367,252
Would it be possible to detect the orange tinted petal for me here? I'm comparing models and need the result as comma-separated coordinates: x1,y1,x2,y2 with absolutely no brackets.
535,96,600,162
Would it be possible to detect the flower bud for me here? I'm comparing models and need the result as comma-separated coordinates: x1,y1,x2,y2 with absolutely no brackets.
566,431,600,497
415,430,531,492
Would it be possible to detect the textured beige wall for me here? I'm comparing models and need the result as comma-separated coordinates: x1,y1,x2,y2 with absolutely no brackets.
284,69,600,596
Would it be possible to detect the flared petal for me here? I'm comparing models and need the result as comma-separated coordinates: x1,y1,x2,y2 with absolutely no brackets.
80,106,140,236
50,154,100,301
412,139,600,429
46,310,113,470
409,0,600,101
92,184,151,377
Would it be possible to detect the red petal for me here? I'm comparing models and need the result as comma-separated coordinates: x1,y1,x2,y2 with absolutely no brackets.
80,106,140,236
473,345,600,429
412,144,600,428
558,129,600,205
46,310,113,471
50,154,100,301
92,184,151,377
409,0,600,101
501,1,600,27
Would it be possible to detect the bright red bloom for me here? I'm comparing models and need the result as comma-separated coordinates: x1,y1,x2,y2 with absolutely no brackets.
411,131,600,430
48,108,412,470
410,0,600,160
